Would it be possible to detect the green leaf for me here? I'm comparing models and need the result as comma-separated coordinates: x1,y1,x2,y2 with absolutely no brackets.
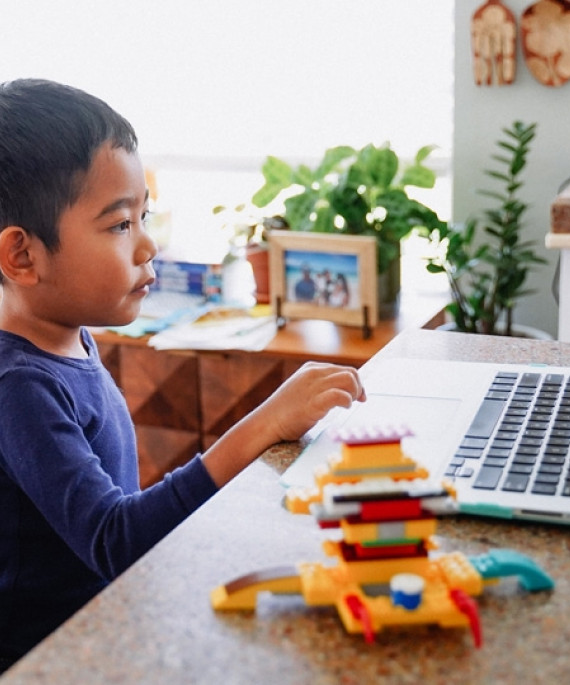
357,145,398,188
312,204,338,233
283,188,320,231
293,164,315,187
415,144,437,164
252,156,294,207
497,142,517,154
400,164,436,189
314,146,355,180
330,181,368,230
485,170,511,183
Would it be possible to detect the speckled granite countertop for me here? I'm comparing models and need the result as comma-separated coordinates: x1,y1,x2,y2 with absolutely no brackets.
3,330,570,685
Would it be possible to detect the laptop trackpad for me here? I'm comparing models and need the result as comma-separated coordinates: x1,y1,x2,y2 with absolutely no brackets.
281,393,461,488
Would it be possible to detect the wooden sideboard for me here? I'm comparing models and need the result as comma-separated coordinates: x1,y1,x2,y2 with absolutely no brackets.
93,291,446,487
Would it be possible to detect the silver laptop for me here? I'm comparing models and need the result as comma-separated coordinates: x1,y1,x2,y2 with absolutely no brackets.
281,356,570,525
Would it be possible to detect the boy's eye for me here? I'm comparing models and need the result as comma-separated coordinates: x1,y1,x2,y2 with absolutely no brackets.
111,219,131,234
142,210,153,226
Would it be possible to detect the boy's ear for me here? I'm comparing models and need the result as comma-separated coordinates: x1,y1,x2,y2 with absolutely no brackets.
0,226,41,285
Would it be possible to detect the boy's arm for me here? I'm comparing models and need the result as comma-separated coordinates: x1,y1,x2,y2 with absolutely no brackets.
201,362,365,488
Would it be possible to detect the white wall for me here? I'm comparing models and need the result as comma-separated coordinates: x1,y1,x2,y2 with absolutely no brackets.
0,0,454,265
454,1,570,338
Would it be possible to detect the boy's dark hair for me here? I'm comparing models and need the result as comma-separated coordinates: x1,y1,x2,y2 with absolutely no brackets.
0,78,138,256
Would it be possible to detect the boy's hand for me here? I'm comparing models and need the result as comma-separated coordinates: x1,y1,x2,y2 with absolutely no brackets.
258,361,366,443
202,361,365,488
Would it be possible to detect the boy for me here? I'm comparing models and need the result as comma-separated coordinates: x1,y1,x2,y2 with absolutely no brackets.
0,79,365,670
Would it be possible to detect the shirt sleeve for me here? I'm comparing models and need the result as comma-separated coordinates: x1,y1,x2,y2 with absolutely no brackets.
0,366,218,580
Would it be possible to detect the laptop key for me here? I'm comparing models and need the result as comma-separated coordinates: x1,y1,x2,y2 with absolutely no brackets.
456,466,475,478
550,428,570,438
544,445,569,456
508,405,530,414
537,464,562,475
554,420,570,430
541,454,566,465
495,430,518,440
487,448,512,458
510,400,532,410
455,447,484,459
534,472,560,485
547,437,570,447
531,482,557,495
516,444,540,455
524,429,548,439
519,373,541,386
512,454,537,465
460,437,488,449
484,457,508,468
502,473,529,492
465,398,506,439
509,462,534,475
473,466,502,490
487,390,511,401
526,421,550,431
491,439,516,450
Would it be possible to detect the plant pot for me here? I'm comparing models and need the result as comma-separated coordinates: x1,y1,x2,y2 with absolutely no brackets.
246,243,270,304
377,256,401,319
436,321,553,340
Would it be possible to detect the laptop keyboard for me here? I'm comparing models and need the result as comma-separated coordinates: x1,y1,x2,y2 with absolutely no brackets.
445,371,570,497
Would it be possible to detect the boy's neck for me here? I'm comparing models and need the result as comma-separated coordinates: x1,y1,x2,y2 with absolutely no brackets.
0,296,88,359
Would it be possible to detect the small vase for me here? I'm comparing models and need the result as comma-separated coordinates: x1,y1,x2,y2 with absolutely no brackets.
221,246,257,308
246,243,270,304
377,257,401,319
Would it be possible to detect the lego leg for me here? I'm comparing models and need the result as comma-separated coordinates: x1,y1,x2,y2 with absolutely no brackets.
211,565,302,610
449,589,482,648
469,549,555,592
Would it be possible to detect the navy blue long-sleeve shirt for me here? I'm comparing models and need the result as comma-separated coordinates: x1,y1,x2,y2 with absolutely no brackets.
0,329,218,660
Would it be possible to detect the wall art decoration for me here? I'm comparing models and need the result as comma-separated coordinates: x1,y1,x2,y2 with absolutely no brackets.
471,0,517,85
521,0,570,86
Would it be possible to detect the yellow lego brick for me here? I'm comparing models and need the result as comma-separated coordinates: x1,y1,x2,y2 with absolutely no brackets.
340,517,437,545
298,562,352,606
284,485,322,514
435,552,484,596
336,584,471,636
315,466,429,489
336,442,406,468
323,541,432,584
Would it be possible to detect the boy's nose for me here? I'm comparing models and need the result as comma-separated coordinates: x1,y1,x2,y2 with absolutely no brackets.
136,229,158,264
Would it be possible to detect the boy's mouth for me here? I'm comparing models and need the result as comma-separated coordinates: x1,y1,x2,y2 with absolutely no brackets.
133,274,155,295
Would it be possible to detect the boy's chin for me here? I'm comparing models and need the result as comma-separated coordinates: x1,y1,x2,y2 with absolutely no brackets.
92,311,141,330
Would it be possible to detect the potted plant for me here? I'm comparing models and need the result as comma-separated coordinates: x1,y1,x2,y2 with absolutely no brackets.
250,142,447,316
211,204,286,305
426,120,547,336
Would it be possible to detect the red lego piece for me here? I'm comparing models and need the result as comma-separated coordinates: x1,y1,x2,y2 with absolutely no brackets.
345,594,375,644
357,498,423,521
450,588,482,648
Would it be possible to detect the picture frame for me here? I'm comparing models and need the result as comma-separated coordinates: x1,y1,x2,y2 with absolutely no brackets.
268,230,378,337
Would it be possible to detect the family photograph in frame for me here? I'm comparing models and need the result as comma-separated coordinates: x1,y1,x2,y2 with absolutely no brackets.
268,230,378,336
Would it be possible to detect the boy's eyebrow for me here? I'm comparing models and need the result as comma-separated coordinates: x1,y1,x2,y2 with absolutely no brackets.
96,188,150,219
